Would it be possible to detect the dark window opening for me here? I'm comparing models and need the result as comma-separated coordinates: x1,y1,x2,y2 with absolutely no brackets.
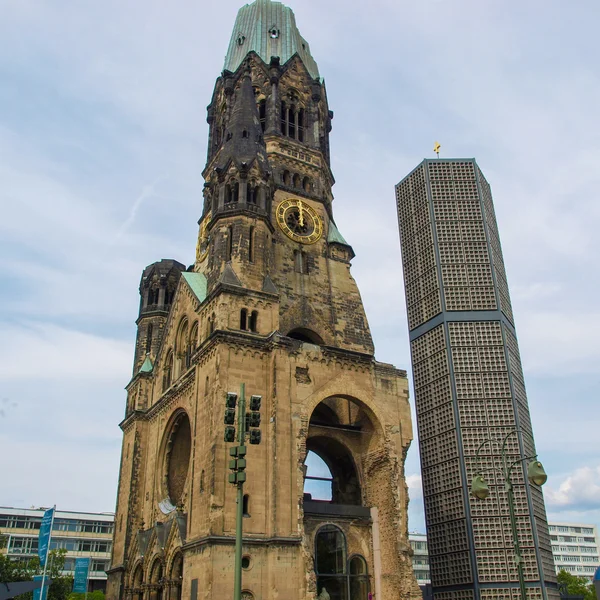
165,288,175,305
226,225,233,261
282,170,291,186
145,324,153,354
240,308,248,331
258,100,266,132
241,555,251,569
298,108,305,142
148,287,159,306
292,173,301,188
248,185,258,205
303,177,311,193
289,104,296,138
225,182,239,204
249,310,258,333
248,226,255,262
242,130,248,138
200,470,205,493
287,327,323,344
243,494,250,517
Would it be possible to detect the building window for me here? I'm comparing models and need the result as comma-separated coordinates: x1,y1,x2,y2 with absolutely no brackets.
163,350,173,391
294,250,309,274
226,225,234,261
249,311,258,333
258,100,266,132
248,226,255,262
243,494,250,517
248,183,258,205
225,182,239,204
240,309,248,331
314,526,369,600
145,324,153,354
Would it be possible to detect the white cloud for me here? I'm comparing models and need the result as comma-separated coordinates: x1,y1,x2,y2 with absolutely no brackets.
0,323,132,382
546,466,600,511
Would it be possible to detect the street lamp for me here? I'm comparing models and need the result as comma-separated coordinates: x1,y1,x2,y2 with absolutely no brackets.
470,429,548,600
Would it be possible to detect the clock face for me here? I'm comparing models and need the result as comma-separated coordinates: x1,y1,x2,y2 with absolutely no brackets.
196,212,211,263
276,198,323,244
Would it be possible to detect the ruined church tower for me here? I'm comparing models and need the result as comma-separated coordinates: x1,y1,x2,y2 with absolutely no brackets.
107,2,420,599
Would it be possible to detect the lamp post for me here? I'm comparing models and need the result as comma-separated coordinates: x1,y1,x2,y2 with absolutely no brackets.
470,429,548,600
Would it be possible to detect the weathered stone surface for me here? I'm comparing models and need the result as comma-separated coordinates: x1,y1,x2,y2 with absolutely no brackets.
107,2,420,599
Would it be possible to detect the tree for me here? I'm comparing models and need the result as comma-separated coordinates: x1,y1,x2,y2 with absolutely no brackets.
0,548,73,600
557,569,596,600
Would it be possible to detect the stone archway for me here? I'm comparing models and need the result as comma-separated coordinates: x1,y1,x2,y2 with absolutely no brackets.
148,557,164,600
168,552,183,600
130,563,144,600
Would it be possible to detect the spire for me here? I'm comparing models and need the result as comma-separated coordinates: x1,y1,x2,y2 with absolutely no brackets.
216,68,270,174
224,0,319,79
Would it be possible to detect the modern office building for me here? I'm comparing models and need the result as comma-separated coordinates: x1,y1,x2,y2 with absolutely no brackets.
0,506,114,592
410,532,431,586
396,159,558,600
549,522,599,580
106,1,420,599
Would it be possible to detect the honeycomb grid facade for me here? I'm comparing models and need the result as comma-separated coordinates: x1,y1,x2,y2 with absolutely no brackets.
395,159,559,600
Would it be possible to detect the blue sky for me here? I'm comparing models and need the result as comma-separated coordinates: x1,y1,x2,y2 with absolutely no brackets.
1,0,599,535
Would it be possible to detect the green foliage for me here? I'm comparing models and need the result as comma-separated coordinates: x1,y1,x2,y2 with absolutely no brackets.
557,569,596,600
0,549,73,600
68,592,105,600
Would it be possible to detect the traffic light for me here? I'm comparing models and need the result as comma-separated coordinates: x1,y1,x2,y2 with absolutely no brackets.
226,392,237,409
250,429,261,445
249,395,261,411
224,426,236,442
224,408,236,425
228,471,247,484
248,412,261,427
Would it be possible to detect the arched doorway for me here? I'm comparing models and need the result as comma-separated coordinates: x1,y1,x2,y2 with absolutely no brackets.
169,552,183,600
131,563,143,600
314,525,369,600
149,558,164,600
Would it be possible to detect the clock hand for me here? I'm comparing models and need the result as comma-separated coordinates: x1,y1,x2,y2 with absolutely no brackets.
298,201,305,227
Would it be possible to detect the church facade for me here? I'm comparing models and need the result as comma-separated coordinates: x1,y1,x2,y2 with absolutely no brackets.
106,2,420,599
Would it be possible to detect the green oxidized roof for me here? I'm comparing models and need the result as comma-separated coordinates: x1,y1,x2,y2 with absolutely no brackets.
139,354,153,374
224,0,319,79
182,272,208,303
327,220,350,246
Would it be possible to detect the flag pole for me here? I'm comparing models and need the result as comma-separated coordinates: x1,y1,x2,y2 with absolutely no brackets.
40,506,56,600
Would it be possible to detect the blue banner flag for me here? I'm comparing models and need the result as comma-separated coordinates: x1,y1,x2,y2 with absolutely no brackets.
38,508,54,567
73,558,90,594
33,575,49,600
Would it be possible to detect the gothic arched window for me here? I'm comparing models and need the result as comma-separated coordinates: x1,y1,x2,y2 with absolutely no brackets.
240,308,248,331
314,526,369,600
163,350,173,392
